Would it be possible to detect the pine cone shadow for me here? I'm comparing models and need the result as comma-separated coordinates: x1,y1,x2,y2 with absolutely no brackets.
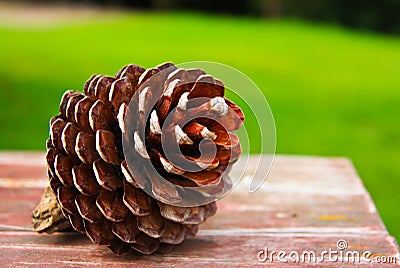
161,238,219,257
41,232,88,246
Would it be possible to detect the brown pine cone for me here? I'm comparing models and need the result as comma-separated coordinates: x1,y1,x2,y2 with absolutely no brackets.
32,62,244,255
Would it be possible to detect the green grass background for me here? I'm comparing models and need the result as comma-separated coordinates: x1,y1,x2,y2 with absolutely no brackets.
0,12,399,240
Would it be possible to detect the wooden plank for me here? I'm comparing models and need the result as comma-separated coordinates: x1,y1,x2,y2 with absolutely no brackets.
0,152,398,266
0,186,386,233
0,232,398,266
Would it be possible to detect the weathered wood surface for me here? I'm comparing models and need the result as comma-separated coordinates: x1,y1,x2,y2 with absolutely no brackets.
0,152,399,267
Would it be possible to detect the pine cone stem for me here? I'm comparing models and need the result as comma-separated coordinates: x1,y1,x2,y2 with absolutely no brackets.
32,186,71,233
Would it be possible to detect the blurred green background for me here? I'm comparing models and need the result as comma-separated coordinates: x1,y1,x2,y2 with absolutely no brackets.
0,2,399,241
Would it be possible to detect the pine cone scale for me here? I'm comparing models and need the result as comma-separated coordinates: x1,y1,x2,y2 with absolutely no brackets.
75,195,103,223
96,189,127,222
112,213,141,243
72,164,101,196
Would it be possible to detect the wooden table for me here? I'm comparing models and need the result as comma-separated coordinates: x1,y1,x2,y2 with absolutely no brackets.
0,152,399,267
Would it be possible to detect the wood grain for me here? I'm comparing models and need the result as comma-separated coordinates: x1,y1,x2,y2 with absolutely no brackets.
0,152,399,267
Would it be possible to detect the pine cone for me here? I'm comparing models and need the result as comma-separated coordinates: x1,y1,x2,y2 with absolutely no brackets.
32,62,244,255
